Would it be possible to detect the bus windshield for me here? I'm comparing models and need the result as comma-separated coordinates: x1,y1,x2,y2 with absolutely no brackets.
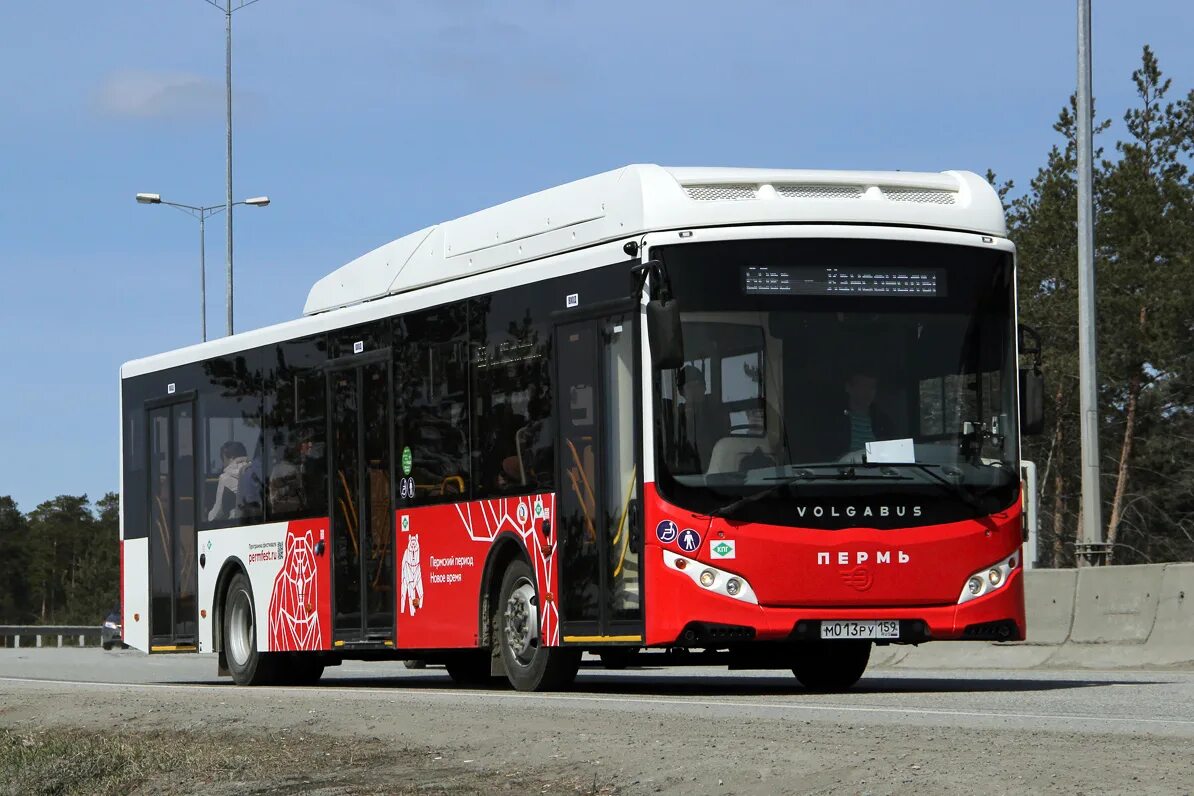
652,237,1019,529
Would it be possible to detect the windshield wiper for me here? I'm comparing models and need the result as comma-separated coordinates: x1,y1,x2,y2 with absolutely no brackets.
709,465,907,519
900,463,985,512
708,473,809,519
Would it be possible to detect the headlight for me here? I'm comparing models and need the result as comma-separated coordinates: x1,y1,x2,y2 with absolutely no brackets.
663,550,758,604
103,621,119,630
958,551,1019,604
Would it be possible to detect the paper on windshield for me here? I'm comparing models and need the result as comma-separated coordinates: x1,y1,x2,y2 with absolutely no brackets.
865,438,916,463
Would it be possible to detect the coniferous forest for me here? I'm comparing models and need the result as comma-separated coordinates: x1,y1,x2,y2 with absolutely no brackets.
1,47,1192,625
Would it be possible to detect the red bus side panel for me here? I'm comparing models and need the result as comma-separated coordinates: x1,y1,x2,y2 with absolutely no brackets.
395,493,558,650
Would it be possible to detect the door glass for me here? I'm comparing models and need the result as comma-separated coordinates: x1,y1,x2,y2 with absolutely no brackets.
148,407,172,640
172,404,197,640
331,369,362,634
601,318,640,621
362,361,393,633
557,323,601,623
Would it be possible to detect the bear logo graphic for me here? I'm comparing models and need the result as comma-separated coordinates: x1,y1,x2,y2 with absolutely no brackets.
400,533,424,616
268,529,322,651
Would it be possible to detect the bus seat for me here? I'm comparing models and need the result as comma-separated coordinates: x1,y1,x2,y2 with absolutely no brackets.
706,436,778,474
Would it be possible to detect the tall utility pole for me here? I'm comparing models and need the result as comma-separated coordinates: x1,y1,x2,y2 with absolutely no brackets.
1075,0,1109,566
203,0,263,337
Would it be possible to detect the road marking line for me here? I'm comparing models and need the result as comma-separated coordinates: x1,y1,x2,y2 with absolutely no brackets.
2,675,1192,729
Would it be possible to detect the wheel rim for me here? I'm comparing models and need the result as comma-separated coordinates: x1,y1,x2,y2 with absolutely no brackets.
227,587,254,667
503,577,539,666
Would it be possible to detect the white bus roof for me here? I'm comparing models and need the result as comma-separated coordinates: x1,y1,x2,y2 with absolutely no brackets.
304,164,1007,316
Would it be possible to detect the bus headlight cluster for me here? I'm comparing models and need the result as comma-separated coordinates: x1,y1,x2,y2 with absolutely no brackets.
663,550,758,605
958,551,1019,605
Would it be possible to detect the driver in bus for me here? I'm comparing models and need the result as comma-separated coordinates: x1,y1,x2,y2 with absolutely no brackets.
676,364,730,473
835,365,895,455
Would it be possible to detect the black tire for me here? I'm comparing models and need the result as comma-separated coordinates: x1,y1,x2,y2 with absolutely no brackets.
444,651,495,686
403,659,427,670
222,571,278,686
276,654,325,686
496,559,579,692
791,640,871,691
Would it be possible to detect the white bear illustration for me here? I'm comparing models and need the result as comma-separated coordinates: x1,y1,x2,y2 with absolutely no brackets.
400,533,424,616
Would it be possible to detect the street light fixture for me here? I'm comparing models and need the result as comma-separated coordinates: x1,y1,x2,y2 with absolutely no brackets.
136,193,271,342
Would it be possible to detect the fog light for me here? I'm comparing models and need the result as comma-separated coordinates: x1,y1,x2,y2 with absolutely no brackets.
726,578,741,596
699,569,716,588
1008,554,1018,569
988,568,1003,586
967,577,983,596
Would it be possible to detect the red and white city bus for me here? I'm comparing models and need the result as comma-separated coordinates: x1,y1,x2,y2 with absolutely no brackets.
120,165,1039,691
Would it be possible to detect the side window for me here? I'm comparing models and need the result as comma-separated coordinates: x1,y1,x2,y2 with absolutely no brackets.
263,335,329,521
197,353,264,530
720,350,765,435
395,305,471,504
470,291,554,498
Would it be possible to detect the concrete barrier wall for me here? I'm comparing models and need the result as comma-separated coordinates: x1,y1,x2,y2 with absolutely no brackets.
1024,569,1077,645
879,563,1194,670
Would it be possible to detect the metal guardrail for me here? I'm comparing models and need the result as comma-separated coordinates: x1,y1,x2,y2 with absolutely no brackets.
0,625,103,648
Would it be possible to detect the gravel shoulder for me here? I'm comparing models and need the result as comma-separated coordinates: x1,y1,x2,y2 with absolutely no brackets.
2,651,1193,794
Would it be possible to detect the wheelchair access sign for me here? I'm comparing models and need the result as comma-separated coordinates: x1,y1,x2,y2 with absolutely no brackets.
655,520,679,544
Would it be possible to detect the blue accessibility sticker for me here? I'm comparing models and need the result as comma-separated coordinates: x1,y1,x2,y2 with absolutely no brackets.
677,528,702,553
655,519,679,544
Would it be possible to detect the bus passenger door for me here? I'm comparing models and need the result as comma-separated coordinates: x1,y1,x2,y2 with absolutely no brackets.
555,311,643,643
147,399,198,652
328,357,395,645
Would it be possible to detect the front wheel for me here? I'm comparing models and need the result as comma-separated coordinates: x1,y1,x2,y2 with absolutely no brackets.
791,640,871,691
497,560,579,692
223,571,277,686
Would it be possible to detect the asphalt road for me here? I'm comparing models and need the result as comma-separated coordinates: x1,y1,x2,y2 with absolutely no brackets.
2,649,1193,794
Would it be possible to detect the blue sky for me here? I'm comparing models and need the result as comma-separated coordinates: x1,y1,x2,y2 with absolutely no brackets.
1,1,1191,513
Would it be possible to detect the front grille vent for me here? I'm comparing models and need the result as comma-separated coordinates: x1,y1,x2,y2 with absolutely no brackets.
684,184,757,201
882,187,956,204
775,184,865,200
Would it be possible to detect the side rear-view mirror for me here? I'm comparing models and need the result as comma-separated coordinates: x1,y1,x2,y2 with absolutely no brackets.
1017,323,1044,436
647,298,684,369
1019,367,1045,436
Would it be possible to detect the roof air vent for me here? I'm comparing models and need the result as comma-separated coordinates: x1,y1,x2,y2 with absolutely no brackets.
775,184,865,200
684,184,757,201
882,187,956,204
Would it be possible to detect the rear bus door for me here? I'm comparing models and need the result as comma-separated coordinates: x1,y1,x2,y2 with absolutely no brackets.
146,396,199,652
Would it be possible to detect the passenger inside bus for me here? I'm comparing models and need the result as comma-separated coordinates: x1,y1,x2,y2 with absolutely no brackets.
207,441,250,522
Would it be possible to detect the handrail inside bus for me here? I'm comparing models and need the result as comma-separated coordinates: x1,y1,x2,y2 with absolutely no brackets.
565,438,597,542
612,465,637,579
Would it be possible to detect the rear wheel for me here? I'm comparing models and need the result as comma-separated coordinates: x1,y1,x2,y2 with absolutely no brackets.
223,572,277,686
791,640,871,691
497,560,579,692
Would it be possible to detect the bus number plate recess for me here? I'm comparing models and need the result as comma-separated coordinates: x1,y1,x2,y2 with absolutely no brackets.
820,620,899,640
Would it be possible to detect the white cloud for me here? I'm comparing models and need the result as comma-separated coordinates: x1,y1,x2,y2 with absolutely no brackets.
93,70,260,120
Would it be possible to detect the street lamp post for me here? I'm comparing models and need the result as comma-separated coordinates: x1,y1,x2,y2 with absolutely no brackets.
136,193,270,342
201,0,265,336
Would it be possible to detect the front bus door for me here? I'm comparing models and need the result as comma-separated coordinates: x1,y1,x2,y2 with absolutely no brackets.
147,398,198,652
329,357,395,644
555,311,644,644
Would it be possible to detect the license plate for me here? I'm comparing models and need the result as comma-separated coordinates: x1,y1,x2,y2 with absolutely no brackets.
820,620,900,640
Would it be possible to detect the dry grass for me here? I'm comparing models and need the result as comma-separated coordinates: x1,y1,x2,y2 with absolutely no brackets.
0,727,621,795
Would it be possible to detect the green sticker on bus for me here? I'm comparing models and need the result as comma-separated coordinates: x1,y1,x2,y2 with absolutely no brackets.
402,446,412,476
